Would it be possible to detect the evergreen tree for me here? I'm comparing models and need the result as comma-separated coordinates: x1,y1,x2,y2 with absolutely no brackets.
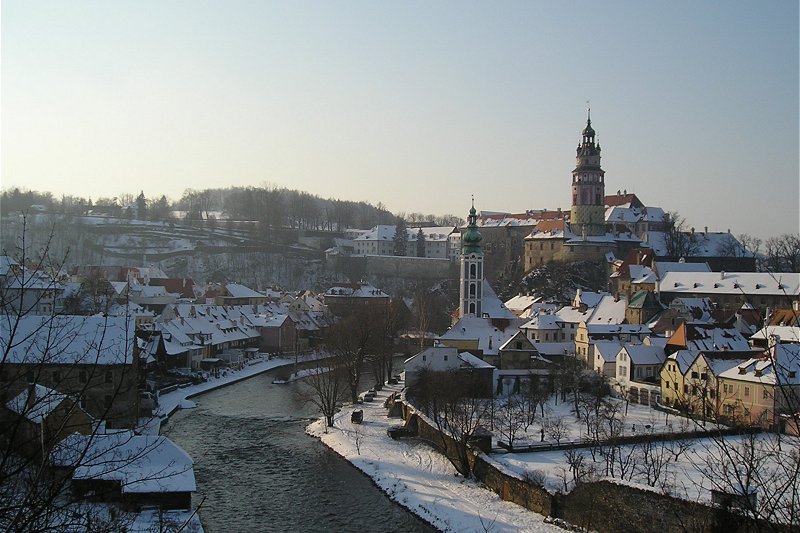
135,191,147,220
393,217,408,256
416,228,426,257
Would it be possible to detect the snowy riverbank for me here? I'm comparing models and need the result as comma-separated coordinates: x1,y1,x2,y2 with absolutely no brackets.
307,383,565,533
141,354,322,435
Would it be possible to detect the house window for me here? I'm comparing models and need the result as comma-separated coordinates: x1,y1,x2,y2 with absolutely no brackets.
516,341,523,349
422,355,426,362
700,373,708,381
744,386,750,397
443,354,448,361
710,389,716,399
691,371,698,379
763,389,769,400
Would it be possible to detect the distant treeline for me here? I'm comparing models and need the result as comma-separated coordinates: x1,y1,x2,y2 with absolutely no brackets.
0,185,463,231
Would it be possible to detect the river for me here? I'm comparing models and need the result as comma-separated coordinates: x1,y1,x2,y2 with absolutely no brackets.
160,368,438,533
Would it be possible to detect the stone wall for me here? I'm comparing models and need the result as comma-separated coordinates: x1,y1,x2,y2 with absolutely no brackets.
398,398,791,533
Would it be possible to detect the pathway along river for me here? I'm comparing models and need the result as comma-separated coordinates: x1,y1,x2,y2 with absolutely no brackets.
161,368,437,533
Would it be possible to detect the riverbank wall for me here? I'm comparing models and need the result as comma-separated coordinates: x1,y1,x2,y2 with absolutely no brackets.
397,398,789,533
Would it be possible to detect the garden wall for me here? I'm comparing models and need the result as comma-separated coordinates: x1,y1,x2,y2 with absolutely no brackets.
398,399,789,533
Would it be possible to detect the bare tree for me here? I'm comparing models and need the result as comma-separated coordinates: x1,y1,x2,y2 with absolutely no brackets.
0,220,191,532
407,369,491,477
544,415,569,445
764,233,800,272
298,361,347,429
662,211,700,259
494,396,525,449
324,308,377,403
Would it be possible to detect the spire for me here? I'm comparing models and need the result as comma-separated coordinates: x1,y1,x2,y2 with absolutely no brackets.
462,198,482,254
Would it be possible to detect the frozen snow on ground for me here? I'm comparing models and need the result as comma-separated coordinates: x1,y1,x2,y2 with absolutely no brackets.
307,384,566,533
496,394,694,448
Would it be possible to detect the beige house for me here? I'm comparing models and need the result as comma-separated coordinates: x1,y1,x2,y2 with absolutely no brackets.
660,350,754,420
717,343,800,429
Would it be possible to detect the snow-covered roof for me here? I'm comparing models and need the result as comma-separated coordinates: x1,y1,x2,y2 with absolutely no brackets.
629,265,657,285
354,225,455,242
587,295,628,325
667,350,698,374
504,294,540,313
703,354,751,376
718,344,800,385
0,255,19,276
669,297,716,322
438,315,524,356
51,431,196,494
1,315,134,365
458,351,495,369
225,283,265,298
521,313,562,331
749,325,800,344
621,344,665,366
6,385,73,424
532,341,574,356
659,272,800,296
653,261,711,278
480,280,517,320
585,323,651,336
594,341,623,362
605,205,665,225
644,231,751,258
683,324,752,352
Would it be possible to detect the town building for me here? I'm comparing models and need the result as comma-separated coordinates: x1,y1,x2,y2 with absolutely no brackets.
0,315,140,428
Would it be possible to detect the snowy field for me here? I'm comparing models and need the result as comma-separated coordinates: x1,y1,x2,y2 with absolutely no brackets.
488,393,694,448
307,384,566,533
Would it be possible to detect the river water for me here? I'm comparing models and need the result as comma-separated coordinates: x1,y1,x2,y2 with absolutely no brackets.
161,369,437,533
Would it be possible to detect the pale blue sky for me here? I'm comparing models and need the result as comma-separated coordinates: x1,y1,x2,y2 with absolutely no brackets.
2,1,798,239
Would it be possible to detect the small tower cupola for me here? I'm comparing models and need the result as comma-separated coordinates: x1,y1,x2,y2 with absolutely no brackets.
461,201,483,254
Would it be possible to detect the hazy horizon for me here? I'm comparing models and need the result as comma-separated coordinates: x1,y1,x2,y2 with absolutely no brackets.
2,1,798,240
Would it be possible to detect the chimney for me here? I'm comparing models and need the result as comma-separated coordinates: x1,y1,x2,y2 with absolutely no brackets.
704,226,708,235
690,227,695,235
720,271,725,280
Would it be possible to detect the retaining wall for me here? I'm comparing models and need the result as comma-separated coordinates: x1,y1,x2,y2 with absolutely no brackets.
398,399,789,533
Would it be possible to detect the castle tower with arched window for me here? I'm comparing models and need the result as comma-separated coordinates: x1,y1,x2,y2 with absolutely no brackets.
570,110,606,236
459,201,484,317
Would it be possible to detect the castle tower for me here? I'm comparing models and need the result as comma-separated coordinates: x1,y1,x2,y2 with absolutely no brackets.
459,201,484,317
569,110,606,236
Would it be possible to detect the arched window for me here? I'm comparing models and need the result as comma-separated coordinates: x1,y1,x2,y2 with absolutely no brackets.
469,263,476,277
469,303,476,314
469,283,476,296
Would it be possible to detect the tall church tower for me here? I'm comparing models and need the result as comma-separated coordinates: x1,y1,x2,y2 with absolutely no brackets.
569,110,606,236
459,201,484,317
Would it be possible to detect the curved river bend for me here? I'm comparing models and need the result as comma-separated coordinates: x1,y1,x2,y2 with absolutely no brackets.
161,369,437,533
